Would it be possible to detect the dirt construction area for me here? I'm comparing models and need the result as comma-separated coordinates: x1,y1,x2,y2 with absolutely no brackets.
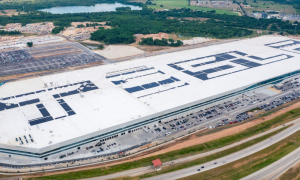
182,37,212,45
64,21,111,36
93,45,144,59
21,100,300,178
71,21,111,29
0,9,26,16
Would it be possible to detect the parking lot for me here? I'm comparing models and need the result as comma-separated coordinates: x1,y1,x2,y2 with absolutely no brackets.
0,50,34,66
0,42,105,76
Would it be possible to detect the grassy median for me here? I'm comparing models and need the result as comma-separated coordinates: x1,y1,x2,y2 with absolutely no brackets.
180,129,300,180
26,107,300,180
278,163,300,180
127,125,290,179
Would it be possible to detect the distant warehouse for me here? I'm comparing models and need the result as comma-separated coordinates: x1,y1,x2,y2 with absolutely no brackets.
1,36,300,158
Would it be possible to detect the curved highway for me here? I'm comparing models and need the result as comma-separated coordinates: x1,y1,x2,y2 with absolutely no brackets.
144,118,300,180
242,146,300,180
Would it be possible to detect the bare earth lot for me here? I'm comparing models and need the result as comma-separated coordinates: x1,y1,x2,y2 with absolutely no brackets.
93,45,144,59
0,9,26,16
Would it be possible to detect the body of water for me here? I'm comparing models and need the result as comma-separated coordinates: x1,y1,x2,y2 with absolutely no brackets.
40,3,142,14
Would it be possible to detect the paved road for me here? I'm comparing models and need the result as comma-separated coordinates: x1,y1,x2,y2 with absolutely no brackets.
83,119,300,180
144,118,300,180
242,146,300,180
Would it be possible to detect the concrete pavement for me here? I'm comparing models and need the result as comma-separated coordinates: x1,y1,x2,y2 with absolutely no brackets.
83,118,300,180
242,146,300,180
144,118,300,180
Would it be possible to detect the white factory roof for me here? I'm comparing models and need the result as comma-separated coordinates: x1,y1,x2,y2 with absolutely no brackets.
1,36,300,149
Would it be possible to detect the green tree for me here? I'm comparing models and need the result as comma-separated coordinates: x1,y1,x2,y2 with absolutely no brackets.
270,24,278,31
98,44,104,50
27,42,33,47
51,26,65,34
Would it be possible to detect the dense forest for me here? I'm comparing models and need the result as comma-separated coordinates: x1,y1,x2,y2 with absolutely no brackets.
91,28,135,44
139,38,184,46
0,8,299,44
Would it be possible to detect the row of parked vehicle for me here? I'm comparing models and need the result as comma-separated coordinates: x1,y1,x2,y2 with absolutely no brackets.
59,152,74,159
263,92,300,111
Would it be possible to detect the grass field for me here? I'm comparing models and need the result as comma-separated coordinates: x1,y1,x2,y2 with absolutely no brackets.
237,0,296,14
148,0,238,15
180,128,300,180
25,107,300,180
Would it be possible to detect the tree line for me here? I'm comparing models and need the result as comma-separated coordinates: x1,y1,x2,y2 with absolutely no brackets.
0,8,299,44
0,30,21,35
139,37,183,46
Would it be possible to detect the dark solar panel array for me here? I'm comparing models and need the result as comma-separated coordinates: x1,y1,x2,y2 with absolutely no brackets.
294,48,300,51
182,65,235,80
36,104,44,108
29,104,54,126
2,97,13,101
231,51,247,56
167,64,184,70
60,90,79,97
15,92,35,98
57,99,76,117
0,80,100,126
1,80,100,126
264,40,290,46
167,49,293,81
158,78,175,85
29,116,54,126
178,53,236,68
142,82,160,89
170,76,180,81
112,80,126,85
0,102,19,111
53,94,60,98
248,56,263,60
36,90,46,94
124,76,181,93
167,51,246,72
125,86,144,93
29,100,77,126
265,40,300,49
111,70,165,85
67,111,76,116
170,51,246,66
19,98,40,106
231,59,262,68
59,102,73,112
249,54,286,61
55,115,66,120
49,81,99,98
